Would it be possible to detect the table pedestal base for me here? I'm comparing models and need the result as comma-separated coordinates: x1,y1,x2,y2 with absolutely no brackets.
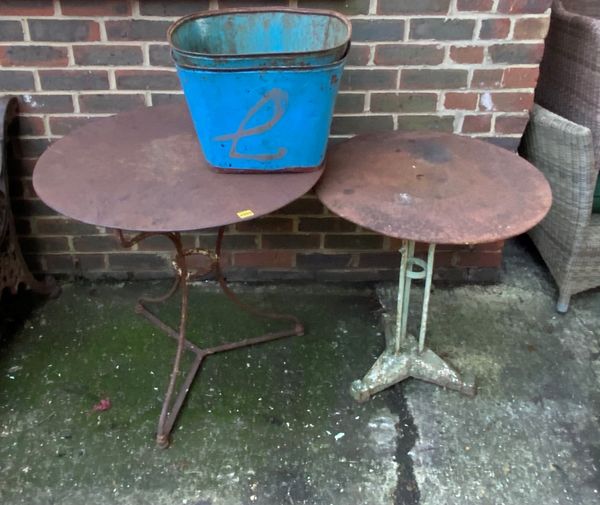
350,240,475,401
350,334,475,402
118,228,303,449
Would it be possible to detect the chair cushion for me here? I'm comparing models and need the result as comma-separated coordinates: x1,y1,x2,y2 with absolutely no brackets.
594,178,600,212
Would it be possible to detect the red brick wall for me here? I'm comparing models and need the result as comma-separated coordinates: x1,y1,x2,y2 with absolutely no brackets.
2,0,552,282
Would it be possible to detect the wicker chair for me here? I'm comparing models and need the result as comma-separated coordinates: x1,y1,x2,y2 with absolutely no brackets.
521,105,599,312
520,0,600,312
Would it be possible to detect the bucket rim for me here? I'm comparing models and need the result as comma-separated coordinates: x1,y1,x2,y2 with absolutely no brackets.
172,45,349,72
167,7,352,60
171,42,350,71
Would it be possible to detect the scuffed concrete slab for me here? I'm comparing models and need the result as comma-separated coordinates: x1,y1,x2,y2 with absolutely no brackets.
1,238,598,504
378,239,600,505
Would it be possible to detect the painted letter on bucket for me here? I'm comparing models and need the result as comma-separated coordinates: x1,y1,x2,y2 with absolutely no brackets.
214,88,288,161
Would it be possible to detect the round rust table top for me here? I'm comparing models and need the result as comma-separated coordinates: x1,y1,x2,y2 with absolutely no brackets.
33,103,323,232
316,131,552,244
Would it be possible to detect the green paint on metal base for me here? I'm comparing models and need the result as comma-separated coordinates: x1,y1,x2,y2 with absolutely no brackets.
352,240,474,402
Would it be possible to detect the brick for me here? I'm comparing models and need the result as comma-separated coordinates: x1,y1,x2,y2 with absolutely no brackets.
297,0,370,15
45,253,105,272
475,240,505,252
0,46,68,67
29,20,100,42
41,254,70,272
401,69,468,90
495,114,530,134
334,93,364,114
79,94,145,113
60,0,132,16
351,20,404,42
444,92,478,110
12,198,56,217
0,70,34,91
296,253,352,269
22,254,44,273
108,253,168,270
454,250,502,268
483,136,521,151
20,236,69,253
274,198,324,215
198,233,257,250
73,45,143,66
16,139,51,158
331,115,394,135
397,115,455,132
341,69,397,91
149,44,173,66
151,93,184,106
482,92,534,112
219,0,287,7
35,217,99,235
0,1,53,15
9,158,36,177
497,0,551,14
262,234,320,249
236,217,293,233
449,46,484,64
324,234,383,250
0,21,23,41
489,43,545,64
15,116,45,136
370,93,437,113
479,18,511,40
375,44,444,66
457,0,494,10
73,235,120,252
410,19,476,41
378,0,450,14
135,234,195,251
49,116,94,136
358,252,400,268
346,45,370,66
18,95,74,114
139,0,210,16
39,70,109,91
462,114,492,133
513,17,550,40
9,177,32,198
503,66,539,88
471,69,503,89
298,217,355,232
105,20,171,41
116,70,180,90
233,250,294,268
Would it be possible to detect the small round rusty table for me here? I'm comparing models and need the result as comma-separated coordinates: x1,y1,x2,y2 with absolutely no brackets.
317,131,552,401
33,103,323,448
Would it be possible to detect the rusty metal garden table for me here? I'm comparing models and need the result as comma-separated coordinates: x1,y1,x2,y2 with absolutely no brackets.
32,103,323,448
317,131,552,400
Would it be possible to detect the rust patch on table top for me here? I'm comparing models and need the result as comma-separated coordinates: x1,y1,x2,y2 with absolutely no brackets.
33,103,323,232
316,131,552,244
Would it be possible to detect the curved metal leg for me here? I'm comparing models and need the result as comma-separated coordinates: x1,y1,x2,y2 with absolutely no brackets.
117,228,304,448
351,240,476,402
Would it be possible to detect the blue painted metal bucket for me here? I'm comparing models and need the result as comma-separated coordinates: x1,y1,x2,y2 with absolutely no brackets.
168,8,350,172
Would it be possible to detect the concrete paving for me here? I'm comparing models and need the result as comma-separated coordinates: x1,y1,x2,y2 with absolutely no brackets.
0,238,598,505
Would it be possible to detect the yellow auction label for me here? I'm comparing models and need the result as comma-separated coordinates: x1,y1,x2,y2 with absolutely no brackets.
236,209,255,219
